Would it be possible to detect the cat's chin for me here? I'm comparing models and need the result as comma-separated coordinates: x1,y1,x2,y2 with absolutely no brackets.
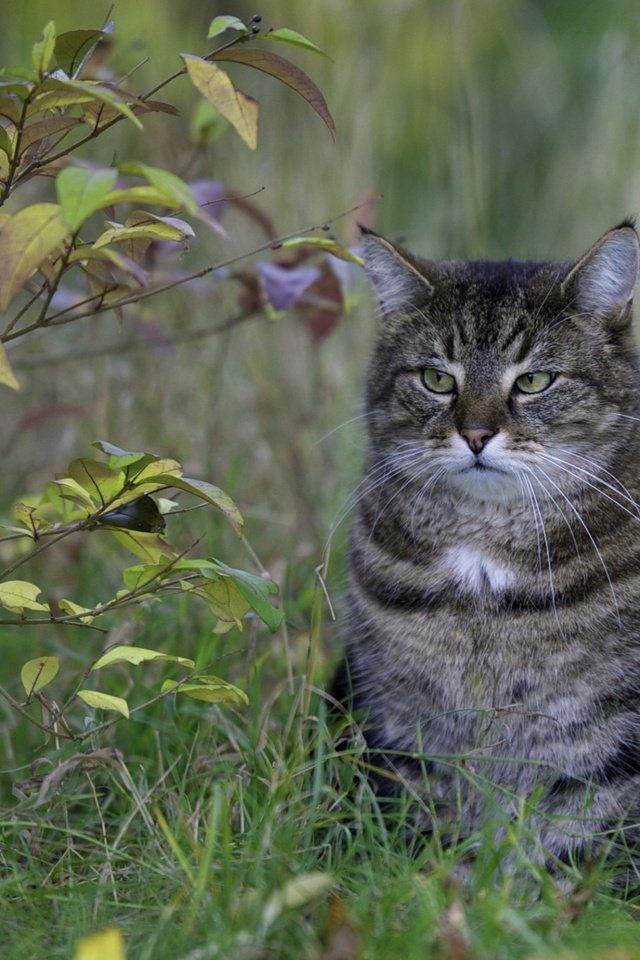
446,466,523,503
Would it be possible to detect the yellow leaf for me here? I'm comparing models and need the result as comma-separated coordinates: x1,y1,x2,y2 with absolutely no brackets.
93,220,192,249
182,54,258,150
0,342,19,390
21,656,59,695
93,645,194,670
282,236,365,265
74,927,126,960
77,690,129,718
262,872,334,930
0,203,69,312
193,578,250,631
0,579,49,613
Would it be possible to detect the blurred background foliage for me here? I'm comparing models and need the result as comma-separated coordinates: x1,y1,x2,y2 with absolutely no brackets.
2,0,640,681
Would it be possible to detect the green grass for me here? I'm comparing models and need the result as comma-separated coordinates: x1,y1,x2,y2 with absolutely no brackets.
2,625,640,959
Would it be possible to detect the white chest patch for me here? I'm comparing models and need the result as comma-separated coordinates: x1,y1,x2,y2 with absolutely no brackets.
443,546,516,594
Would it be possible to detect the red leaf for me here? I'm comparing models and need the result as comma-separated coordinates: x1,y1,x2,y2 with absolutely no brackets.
297,262,345,343
211,47,336,140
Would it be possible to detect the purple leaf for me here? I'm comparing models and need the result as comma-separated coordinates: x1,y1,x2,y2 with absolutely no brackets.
256,261,321,312
189,179,228,237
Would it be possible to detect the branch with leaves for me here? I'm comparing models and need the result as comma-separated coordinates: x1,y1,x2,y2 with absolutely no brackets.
0,441,283,736
0,13,361,389
0,13,358,748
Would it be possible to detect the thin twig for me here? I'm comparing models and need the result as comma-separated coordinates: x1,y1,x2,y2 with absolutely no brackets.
11,309,260,369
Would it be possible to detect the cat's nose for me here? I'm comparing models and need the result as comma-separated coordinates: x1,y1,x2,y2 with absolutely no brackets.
460,427,497,454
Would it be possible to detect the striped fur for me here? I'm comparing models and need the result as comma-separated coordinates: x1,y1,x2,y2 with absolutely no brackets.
337,223,640,878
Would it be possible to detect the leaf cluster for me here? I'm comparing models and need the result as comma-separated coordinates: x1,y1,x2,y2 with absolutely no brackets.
0,441,283,737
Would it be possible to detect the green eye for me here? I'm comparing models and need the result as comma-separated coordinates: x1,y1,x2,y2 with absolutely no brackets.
514,371,555,394
421,367,456,394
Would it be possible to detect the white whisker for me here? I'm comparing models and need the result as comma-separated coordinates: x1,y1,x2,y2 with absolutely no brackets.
528,463,620,622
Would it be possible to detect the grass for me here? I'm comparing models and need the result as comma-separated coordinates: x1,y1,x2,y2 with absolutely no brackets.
3,0,640,956
2,663,640,959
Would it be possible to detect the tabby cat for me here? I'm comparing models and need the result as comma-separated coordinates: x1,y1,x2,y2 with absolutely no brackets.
334,221,640,878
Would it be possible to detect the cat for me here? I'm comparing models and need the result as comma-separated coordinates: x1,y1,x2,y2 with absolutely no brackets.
333,220,640,882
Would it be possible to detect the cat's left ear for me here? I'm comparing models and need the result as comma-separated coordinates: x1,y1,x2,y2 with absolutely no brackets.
359,227,435,317
561,221,639,327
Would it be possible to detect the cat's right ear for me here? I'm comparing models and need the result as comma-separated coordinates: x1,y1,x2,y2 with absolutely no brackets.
360,227,434,317
561,221,640,326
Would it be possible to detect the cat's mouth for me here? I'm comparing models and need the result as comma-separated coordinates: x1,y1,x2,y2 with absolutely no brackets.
462,461,506,474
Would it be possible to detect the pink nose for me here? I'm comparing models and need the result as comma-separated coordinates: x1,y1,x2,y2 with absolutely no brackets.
460,427,497,454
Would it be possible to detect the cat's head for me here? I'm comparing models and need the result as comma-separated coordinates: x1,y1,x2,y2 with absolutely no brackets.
361,223,640,503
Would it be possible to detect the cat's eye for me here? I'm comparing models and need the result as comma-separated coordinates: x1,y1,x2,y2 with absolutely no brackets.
421,367,456,394
513,371,555,394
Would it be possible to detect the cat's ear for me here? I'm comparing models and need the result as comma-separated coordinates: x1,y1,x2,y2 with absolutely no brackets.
360,227,434,316
561,221,639,326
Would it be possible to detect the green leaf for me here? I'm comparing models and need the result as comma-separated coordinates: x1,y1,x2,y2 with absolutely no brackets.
140,475,244,534
56,166,118,231
92,440,158,469
214,560,283,632
207,16,248,40
77,689,129,718
133,458,182,479
14,501,48,535
58,599,95,623
32,21,57,75
0,203,69,312
32,78,143,129
182,54,258,151
262,27,330,59
0,66,38,82
212,47,335,140
161,675,248,705
53,476,96,510
121,561,171,591
190,98,229,144
54,28,105,78
281,236,364,264
0,343,19,390
0,95,21,124
69,243,150,288
0,124,13,159
93,645,194,670
190,578,250,632
118,162,199,214
122,558,216,591
0,580,49,613
21,655,59,695
99,185,187,209
109,529,174,563
68,457,125,503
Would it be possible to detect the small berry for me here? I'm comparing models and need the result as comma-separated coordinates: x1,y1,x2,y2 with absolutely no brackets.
250,14,262,23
